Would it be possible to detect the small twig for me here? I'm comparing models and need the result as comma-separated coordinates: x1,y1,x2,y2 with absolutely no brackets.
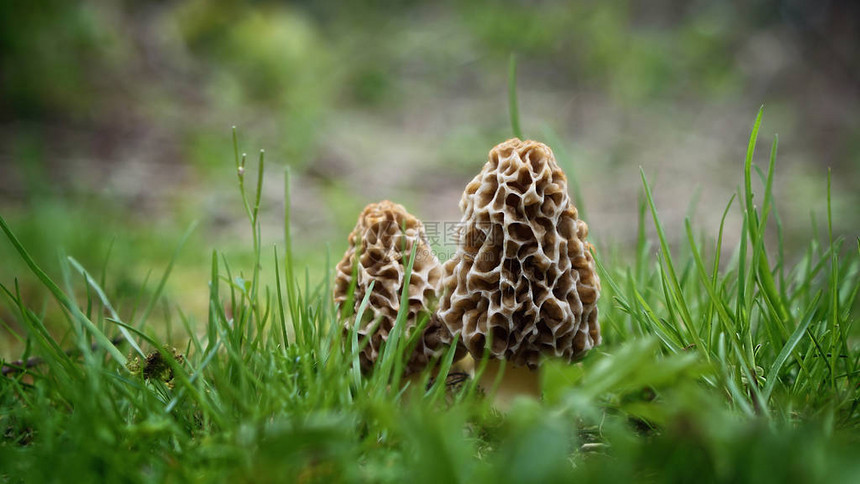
1,335,125,377
426,371,471,391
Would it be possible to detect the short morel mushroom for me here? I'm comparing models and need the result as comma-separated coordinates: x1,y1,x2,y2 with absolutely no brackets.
334,200,456,376
437,138,601,404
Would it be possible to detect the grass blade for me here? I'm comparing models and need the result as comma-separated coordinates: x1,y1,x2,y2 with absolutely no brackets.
508,52,523,139
0,215,126,365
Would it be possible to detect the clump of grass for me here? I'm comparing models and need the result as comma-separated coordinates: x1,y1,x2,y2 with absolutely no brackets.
594,108,859,426
1,113,858,482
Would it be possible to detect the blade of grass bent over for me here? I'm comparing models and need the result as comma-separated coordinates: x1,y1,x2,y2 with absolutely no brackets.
0,215,127,365
68,256,146,358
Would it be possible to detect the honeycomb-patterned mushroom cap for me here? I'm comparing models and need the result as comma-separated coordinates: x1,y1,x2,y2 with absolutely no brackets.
438,139,601,369
334,201,454,375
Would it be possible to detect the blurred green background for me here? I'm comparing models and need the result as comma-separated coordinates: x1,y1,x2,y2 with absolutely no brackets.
1,0,858,355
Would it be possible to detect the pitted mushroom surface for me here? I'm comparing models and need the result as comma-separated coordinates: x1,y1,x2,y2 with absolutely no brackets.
334,200,454,375
438,139,601,370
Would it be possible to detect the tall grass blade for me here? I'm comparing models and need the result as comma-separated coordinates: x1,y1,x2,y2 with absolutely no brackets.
508,53,523,139
138,222,197,328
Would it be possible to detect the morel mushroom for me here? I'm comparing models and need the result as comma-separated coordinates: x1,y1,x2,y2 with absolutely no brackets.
437,138,601,404
334,200,455,376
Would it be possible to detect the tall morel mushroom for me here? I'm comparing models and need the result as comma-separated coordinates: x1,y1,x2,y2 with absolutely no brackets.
334,200,455,376
438,138,601,403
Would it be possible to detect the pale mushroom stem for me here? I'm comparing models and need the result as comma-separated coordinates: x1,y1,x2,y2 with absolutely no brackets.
478,359,540,409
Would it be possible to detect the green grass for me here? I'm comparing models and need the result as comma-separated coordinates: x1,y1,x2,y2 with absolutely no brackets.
1,113,859,483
